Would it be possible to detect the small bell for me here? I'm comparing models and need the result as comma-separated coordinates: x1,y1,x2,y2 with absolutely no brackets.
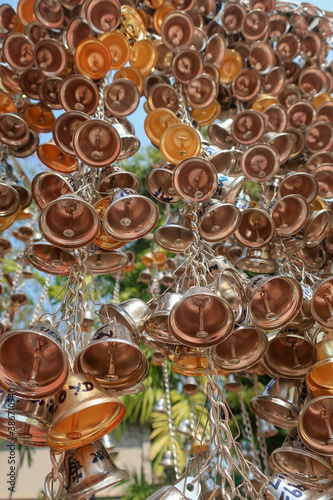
144,293,183,345
154,212,195,253
97,165,141,196
257,418,278,438
176,419,192,437
224,374,243,393
171,347,209,377
86,244,129,276
183,376,199,395
159,450,175,468
152,397,168,414
25,240,76,276
98,298,151,341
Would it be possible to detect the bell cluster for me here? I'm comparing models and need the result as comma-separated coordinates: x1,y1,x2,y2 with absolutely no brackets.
0,0,333,497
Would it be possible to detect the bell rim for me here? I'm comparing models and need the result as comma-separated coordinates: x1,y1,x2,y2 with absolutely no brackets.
306,357,333,393
298,395,333,456
154,224,195,253
31,171,75,210
249,395,299,429
235,256,277,274
144,311,183,345
97,303,141,341
87,249,129,275
25,241,75,276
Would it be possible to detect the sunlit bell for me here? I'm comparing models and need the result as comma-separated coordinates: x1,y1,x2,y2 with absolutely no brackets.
102,188,159,242
169,286,235,347
176,419,192,438
224,374,243,393
154,212,195,253
256,418,278,438
144,293,183,345
153,397,168,415
59,440,128,500
74,322,148,391
47,372,126,450
171,348,209,378
159,449,175,468
183,376,199,395
0,321,69,399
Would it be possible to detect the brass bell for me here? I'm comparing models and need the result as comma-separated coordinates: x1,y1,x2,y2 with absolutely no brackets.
59,74,99,115
144,293,183,345
47,372,125,450
249,378,303,429
25,240,75,276
97,165,141,196
249,275,303,331
224,374,243,392
264,328,315,379
236,247,277,274
0,321,69,399
86,244,129,276
31,171,80,210
212,327,268,373
159,450,175,469
231,109,265,145
152,397,168,414
172,156,217,203
171,347,209,377
298,395,333,457
235,208,276,248
169,286,234,347
60,440,128,500
102,188,159,242
98,298,151,341
271,194,309,236
270,427,333,486
39,194,101,249
0,392,54,447
74,322,148,391
73,119,121,168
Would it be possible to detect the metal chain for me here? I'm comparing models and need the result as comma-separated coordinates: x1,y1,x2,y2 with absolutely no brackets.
253,375,271,476
112,273,121,304
149,263,160,297
162,359,181,479
31,276,51,323
95,73,109,120
239,392,261,468
42,449,65,500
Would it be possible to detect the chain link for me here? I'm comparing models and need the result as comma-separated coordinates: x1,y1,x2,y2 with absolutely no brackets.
162,359,181,479
112,273,121,304
239,392,261,468
31,276,51,323
43,449,65,500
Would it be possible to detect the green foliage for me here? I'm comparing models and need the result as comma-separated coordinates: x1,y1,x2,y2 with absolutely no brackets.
120,467,164,500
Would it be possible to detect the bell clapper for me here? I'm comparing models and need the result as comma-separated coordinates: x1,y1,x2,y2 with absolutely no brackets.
94,254,104,267
260,287,277,321
277,208,288,230
253,215,264,244
318,286,333,323
66,412,82,440
178,135,188,157
120,198,132,227
19,422,32,440
62,203,76,238
228,335,240,364
304,455,315,478
91,127,102,159
289,340,302,369
194,298,209,338
319,402,333,444
193,170,204,199
285,409,295,422
75,87,88,111
105,343,119,381
26,337,48,387
210,210,220,233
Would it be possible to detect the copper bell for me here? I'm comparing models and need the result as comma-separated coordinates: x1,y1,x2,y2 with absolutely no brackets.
263,66,286,96
250,378,303,429
39,195,101,248
2,33,34,71
241,9,269,42
0,113,30,147
59,74,99,115
97,164,140,196
65,17,94,54
34,0,64,28
0,183,21,231
146,164,181,204
160,11,194,50
187,73,218,109
212,327,268,373
60,440,128,500
47,372,125,450
0,392,53,447
304,210,333,248
0,321,69,399
31,171,80,210
102,188,159,242
86,0,121,33
235,208,275,248
205,33,226,66
221,2,246,34
19,68,45,100
98,298,151,341
172,157,218,203
25,240,76,276
249,41,275,75
144,293,183,345
231,110,265,145
105,78,140,117
270,427,333,486
311,278,333,330
264,328,315,379
236,247,277,274
313,165,333,200
306,122,333,154
73,119,121,168
87,244,128,275
298,395,333,457
224,374,242,392
278,172,319,204
169,286,234,348
110,121,140,161
271,195,309,236
262,103,288,133
34,38,68,76
199,200,241,243
154,212,194,253
241,143,280,182
249,275,303,331
74,322,148,391
232,68,261,102
53,110,90,157
276,33,301,62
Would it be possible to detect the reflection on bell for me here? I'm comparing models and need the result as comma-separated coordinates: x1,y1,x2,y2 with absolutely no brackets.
270,427,333,485
257,418,278,438
98,298,150,341
298,395,333,457
171,347,209,377
212,327,268,373
61,440,128,500
86,243,128,275
250,378,303,429
0,321,69,399
169,286,234,347
74,322,148,391
152,397,168,414
177,419,192,437
25,240,75,276
160,123,202,165
39,195,100,249
103,188,159,242
236,247,277,274
47,373,126,450
154,213,194,253
159,449,174,469
224,374,242,393
144,293,183,345
0,392,53,447
199,200,241,242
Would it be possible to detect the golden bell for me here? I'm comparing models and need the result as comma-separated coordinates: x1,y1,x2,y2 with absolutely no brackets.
98,298,151,341
100,31,130,70
144,293,183,345
113,67,144,94
39,193,99,246
199,200,241,243
25,240,76,276
172,156,217,203
298,395,333,457
171,346,209,376
60,440,128,500
169,286,234,348
93,197,126,251
250,378,303,429
211,327,268,373
154,212,194,253
144,108,179,147
0,321,69,399
219,49,242,84
74,322,148,391
53,110,90,157
270,427,333,486
120,5,146,41
47,372,125,450
224,374,243,392
160,123,201,165
0,392,54,447
129,39,158,78
0,183,21,230
74,38,111,80
103,188,159,242
31,171,80,210
105,78,141,117
87,244,128,275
